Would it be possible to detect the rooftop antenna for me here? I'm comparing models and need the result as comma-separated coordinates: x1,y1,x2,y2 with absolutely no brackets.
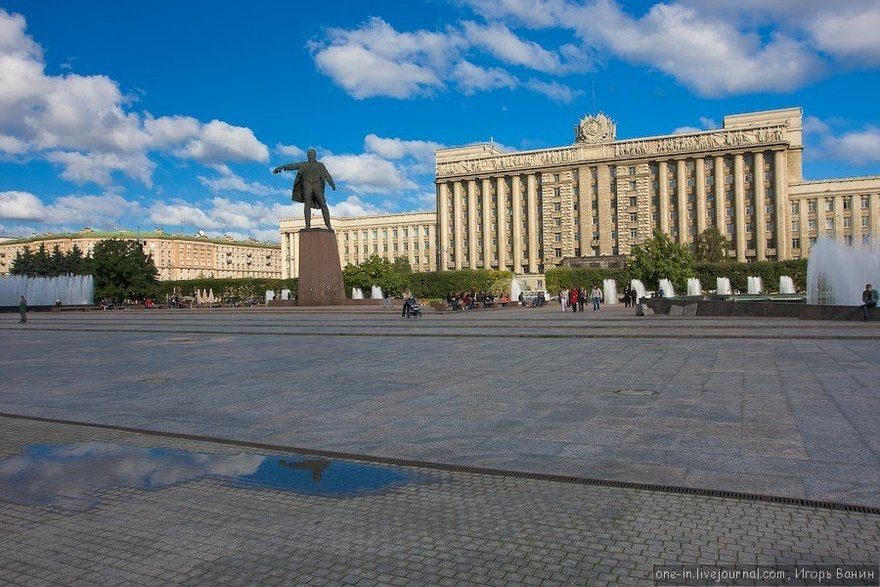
591,80,597,113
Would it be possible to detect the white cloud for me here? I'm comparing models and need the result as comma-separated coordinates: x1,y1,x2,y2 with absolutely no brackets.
525,78,582,103
0,190,44,220
324,153,418,194
311,17,458,99
823,129,880,165
0,8,269,189
452,61,518,95
672,126,701,134
363,134,444,162
803,115,830,135
275,143,306,159
330,195,385,217
46,151,156,188
673,116,719,134
197,171,283,196
462,21,573,73
806,5,880,64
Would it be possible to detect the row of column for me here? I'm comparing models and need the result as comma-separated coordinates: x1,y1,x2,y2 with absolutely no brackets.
657,150,787,262
437,175,540,274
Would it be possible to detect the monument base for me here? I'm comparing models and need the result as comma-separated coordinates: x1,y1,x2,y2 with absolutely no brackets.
297,229,345,306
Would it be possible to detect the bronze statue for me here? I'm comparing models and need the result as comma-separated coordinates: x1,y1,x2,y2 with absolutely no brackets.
273,148,336,230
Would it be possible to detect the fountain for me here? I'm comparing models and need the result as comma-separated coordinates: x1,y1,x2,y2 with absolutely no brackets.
687,277,702,296
370,285,383,299
510,278,523,302
0,275,94,306
807,237,880,305
602,279,617,305
630,279,646,303
747,276,762,294
779,276,795,295
281,289,292,300
351,287,364,300
658,278,675,297
716,277,731,295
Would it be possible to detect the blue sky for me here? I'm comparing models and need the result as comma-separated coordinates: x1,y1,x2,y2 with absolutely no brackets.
1,0,879,243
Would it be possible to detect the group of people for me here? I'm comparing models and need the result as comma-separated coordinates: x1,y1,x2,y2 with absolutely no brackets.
622,285,640,308
447,291,503,310
559,287,604,312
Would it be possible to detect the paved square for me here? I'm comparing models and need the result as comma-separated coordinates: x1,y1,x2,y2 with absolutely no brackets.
1,305,879,584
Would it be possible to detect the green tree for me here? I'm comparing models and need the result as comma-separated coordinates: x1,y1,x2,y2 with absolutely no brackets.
694,227,730,263
627,230,694,293
9,246,34,276
91,239,159,302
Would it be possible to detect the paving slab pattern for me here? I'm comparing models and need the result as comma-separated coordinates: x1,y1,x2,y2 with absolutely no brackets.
0,416,878,587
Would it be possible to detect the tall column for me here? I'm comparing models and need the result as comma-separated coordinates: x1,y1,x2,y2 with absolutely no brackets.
798,200,809,258
597,165,612,255
427,223,437,271
292,232,300,278
407,224,415,266
734,154,746,261
872,194,880,247
482,178,492,268
453,181,464,270
496,177,508,270
578,166,591,256
773,150,788,260
658,162,669,234
437,182,450,270
754,151,766,261
467,180,478,268
676,159,688,244
512,176,524,273
526,174,539,273
280,228,289,279
834,195,845,242
714,156,726,234
695,158,707,234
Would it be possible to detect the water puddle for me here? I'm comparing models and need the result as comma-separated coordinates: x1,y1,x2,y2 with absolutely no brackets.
0,442,433,511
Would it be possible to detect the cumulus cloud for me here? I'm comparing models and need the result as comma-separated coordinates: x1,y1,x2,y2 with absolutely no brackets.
525,78,583,103
323,152,418,194
804,117,880,165
363,134,444,162
330,195,385,217
672,115,719,134
452,61,518,95
197,170,283,196
0,8,269,189
275,143,306,159
149,197,292,232
0,190,44,220
462,21,574,73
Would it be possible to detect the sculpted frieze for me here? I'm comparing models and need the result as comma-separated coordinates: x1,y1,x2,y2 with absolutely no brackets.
436,125,789,178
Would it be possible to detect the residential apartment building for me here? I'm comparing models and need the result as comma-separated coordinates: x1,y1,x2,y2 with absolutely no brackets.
279,212,437,279
0,228,281,281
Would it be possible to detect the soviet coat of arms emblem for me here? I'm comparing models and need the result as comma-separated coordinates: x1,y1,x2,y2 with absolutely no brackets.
575,113,616,144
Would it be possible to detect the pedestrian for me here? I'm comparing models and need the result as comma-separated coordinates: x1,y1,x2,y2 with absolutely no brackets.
382,288,392,309
591,286,603,312
569,287,579,313
560,290,568,312
862,283,878,321
623,285,631,308
18,294,27,323
629,287,638,307
578,287,586,312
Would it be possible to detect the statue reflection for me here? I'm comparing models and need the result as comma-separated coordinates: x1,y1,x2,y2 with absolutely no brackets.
278,457,331,482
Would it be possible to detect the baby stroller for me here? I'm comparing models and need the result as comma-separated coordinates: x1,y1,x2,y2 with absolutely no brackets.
402,297,422,318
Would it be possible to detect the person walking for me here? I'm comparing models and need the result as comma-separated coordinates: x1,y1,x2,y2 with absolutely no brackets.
623,285,632,308
862,283,878,320
578,287,586,312
18,294,27,323
569,287,579,313
591,286,603,312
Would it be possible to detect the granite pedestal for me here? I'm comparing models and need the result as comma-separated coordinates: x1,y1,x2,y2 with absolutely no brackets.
296,229,345,306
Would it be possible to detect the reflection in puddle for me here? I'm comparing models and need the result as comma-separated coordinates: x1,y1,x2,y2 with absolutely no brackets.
0,443,432,511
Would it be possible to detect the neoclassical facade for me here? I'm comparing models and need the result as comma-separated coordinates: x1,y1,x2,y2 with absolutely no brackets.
434,108,880,276
0,228,281,281
279,212,437,279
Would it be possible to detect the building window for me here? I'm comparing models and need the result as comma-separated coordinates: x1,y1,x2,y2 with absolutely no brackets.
792,221,800,231
808,220,817,230
791,203,799,215
553,203,561,211
825,200,834,212
808,201,817,212
628,166,636,175
629,212,638,222
862,216,870,228
554,248,561,257
843,217,852,228
792,238,800,249
629,180,636,190
629,228,638,238
825,218,834,230
843,197,851,210
861,195,870,209
628,196,637,207
554,234,562,242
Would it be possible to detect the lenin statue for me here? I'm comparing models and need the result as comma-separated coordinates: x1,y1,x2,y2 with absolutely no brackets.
273,148,336,230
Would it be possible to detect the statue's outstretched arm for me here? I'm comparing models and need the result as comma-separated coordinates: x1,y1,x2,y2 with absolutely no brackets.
272,162,303,174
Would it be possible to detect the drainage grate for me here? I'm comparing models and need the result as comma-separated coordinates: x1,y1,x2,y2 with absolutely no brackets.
614,388,658,396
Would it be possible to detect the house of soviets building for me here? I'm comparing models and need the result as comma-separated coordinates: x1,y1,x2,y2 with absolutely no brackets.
0,228,282,281
279,212,437,279
434,107,880,282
